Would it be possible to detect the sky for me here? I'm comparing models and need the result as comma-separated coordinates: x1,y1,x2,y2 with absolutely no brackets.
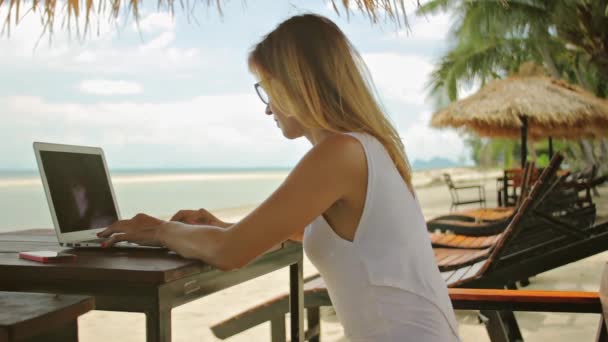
0,0,469,170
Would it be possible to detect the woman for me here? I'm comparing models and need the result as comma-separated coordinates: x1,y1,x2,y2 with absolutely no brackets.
99,14,461,341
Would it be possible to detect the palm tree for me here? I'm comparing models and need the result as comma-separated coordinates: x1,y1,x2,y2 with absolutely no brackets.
419,0,608,81
553,1,608,77
419,0,608,171
419,0,567,100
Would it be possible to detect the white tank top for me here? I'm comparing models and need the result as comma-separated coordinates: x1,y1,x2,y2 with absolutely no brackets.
303,132,460,342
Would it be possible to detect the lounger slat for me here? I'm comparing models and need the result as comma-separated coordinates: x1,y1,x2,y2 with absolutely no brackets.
441,269,457,282
443,252,474,267
448,288,601,313
433,233,457,245
430,233,453,247
467,236,487,248
431,232,500,249
447,260,487,287
445,249,489,269
445,265,474,285
477,235,502,248
460,236,479,248
436,251,462,266
434,233,454,245
451,235,467,246
434,248,491,271
433,249,452,263
444,234,461,245
449,288,599,303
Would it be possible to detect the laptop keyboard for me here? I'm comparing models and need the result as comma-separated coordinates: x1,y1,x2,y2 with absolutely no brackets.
71,238,160,248
82,238,108,243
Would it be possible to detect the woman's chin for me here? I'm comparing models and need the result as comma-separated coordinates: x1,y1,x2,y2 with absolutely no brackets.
281,129,303,140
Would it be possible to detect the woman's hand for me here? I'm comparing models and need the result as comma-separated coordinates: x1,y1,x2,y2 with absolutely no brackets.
97,213,168,247
170,208,231,228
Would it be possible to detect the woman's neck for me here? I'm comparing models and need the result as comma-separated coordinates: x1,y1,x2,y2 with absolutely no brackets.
305,129,337,146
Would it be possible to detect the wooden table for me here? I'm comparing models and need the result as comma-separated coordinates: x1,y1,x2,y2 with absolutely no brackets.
0,229,304,342
0,291,94,342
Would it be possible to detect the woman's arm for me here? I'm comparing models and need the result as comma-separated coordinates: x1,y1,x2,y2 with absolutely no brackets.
156,221,233,269
101,134,365,270
214,134,365,268
170,209,233,228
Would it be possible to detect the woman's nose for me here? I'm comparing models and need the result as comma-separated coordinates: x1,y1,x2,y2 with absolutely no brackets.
265,104,273,115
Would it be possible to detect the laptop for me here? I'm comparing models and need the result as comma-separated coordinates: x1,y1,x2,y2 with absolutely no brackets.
33,142,143,248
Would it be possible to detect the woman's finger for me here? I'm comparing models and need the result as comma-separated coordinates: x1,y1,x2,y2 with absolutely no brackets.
97,219,130,237
183,217,200,225
169,211,182,221
101,233,127,248
170,210,192,222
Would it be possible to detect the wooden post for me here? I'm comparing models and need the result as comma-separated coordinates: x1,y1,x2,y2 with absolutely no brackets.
521,116,528,168
289,258,304,342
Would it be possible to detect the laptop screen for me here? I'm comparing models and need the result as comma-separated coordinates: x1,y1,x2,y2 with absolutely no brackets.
40,150,118,233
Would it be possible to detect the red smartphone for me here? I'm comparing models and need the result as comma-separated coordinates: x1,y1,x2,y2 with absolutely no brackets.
19,251,77,263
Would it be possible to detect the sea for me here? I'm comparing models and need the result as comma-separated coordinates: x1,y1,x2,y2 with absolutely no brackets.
0,169,289,232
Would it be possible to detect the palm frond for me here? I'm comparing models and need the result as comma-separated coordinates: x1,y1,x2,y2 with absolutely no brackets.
427,36,539,101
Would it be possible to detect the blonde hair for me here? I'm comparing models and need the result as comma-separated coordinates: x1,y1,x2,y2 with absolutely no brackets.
248,14,414,192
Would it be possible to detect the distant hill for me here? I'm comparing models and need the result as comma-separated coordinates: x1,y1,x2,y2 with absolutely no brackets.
412,157,459,171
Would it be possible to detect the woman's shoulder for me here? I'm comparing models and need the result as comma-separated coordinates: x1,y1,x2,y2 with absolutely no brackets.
316,132,366,160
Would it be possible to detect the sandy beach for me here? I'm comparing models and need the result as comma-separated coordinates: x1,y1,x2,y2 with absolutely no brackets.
75,168,608,342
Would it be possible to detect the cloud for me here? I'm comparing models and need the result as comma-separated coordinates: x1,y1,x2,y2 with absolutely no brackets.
401,110,468,163
388,12,451,42
0,2,117,56
0,94,311,169
0,1,465,170
140,31,175,51
136,12,175,33
360,51,468,162
0,91,467,170
0,7,203,75
79,80,144,95
362,52,434,106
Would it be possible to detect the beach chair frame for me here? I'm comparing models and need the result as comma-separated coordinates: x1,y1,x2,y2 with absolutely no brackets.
443,173,487,211
428,162,537,236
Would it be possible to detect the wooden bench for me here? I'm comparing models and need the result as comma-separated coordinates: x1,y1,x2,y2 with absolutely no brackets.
0,292,94,342
211,273,606,341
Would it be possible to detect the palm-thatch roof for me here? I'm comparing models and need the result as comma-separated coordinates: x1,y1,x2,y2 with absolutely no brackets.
430,75,608,140
0,0,413,35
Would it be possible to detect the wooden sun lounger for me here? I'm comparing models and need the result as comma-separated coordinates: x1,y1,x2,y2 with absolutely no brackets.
212,269,607,342
428,157,592,250
211,154,608,341
430,162,535,225
427,162,537,236
430,184,595,250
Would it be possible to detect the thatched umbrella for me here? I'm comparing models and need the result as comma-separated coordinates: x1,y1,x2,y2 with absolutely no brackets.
431,66,608,167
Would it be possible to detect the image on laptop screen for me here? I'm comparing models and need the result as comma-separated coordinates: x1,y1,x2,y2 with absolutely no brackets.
40,151,118,233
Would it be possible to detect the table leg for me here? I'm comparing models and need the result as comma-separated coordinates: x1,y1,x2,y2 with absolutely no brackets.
289,258,304,342
146,307,172,342
596,316,608,342
503,177,509,207
28,320,78,342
